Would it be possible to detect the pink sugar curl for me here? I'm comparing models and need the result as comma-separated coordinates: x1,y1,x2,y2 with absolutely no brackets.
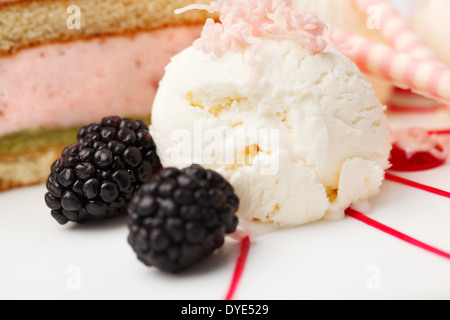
175,0,328,58
192,18,225,56
223,22,253,52
286,10,328,53
309,35,327,53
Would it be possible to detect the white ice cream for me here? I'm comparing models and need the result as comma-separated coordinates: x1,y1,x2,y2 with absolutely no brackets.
150,37,391,227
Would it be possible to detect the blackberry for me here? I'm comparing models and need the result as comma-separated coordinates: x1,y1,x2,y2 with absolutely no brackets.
127,164,239,273
45,116,163,225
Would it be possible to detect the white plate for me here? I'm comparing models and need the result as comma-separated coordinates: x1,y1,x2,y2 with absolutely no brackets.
0,163,449,300
1,0,449,301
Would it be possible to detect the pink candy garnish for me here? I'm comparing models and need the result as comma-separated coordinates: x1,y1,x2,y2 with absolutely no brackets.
175,0,328,57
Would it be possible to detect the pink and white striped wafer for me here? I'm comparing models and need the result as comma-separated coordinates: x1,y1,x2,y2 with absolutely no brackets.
354,0,442,64
328,27,450,106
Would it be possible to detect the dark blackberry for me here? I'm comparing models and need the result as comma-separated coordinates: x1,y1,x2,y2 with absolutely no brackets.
45,116,163,225
127,164,239,273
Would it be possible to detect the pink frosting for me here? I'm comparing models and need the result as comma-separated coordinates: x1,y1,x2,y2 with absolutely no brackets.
0,25,202,136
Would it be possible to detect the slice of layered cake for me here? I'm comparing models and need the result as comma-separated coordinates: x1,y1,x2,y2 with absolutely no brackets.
0,0,212,191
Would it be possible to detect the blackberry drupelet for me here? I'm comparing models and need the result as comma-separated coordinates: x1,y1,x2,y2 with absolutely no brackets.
45,116,163,225
128,164,240,273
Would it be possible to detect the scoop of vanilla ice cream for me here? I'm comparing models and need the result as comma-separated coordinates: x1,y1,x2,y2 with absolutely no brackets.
150,38,391,226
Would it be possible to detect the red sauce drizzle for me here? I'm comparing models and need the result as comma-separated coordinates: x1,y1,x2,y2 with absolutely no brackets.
388,105,443,113
225,236,251,300
389,128,450,172
346,209,450,260
428,129,450,135
385,173,450,198
389,143,446,172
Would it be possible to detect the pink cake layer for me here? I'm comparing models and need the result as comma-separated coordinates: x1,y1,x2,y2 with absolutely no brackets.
0,25,203,136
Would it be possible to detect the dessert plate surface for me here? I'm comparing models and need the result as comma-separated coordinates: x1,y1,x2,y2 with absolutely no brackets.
0,165,449,300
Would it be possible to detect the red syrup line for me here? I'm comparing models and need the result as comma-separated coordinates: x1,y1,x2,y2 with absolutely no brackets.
427,129,450,135
346,209,450,260
225,236,251,300
387,105,443,114
385,172,450,198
